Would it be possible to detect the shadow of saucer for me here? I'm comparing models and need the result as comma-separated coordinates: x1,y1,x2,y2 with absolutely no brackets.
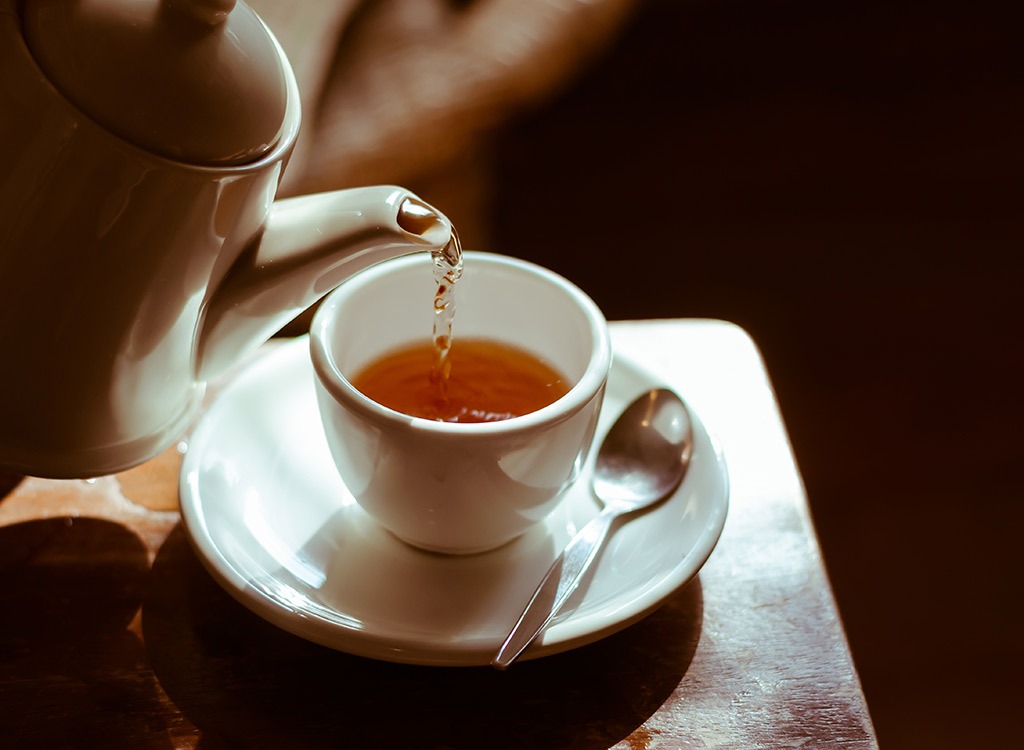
144,524,702,750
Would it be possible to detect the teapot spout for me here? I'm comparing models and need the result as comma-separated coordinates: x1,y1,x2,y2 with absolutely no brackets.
196,185,451,380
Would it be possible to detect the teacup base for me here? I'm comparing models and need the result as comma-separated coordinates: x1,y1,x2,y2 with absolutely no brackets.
386,526,526,556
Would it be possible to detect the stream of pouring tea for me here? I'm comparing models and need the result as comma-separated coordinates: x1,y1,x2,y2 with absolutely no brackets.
430,226,463,397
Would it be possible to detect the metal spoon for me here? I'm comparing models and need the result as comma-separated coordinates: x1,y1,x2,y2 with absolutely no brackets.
492,388,694,669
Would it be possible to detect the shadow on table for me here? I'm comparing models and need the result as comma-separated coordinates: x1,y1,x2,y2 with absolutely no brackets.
0,517,174,747
0,471,23,500
145,523,703,749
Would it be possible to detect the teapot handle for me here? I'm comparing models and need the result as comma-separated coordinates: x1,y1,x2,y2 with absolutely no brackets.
195,185,451,380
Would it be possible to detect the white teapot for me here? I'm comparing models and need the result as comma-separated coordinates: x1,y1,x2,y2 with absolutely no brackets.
0,0,453,477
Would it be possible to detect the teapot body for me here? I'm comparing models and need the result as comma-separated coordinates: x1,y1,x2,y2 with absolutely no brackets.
0,3,299,475
0,1,452,477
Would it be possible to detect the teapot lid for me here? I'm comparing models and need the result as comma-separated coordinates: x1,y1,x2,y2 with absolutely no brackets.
22,0,288,166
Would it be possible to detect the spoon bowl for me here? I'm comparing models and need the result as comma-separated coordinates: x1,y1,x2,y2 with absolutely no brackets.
592,388,693,509
492,388,693,669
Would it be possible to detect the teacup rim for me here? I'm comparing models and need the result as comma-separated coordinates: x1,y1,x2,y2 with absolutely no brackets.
309,251,612,435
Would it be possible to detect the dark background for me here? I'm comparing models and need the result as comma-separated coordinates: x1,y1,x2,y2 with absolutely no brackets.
488,0,1023,746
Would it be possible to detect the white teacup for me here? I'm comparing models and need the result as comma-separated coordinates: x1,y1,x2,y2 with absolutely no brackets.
310,251,612,554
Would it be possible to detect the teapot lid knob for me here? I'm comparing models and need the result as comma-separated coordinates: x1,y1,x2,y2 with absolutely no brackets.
22,0,289,166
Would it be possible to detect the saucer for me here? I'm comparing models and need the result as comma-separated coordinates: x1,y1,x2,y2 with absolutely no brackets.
179,337,728,666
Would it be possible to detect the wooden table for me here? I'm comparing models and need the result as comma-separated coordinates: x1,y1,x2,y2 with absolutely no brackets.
0,320,878,749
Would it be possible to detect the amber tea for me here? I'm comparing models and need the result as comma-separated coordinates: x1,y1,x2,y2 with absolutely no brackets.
351,225,569,421
351,338,571,423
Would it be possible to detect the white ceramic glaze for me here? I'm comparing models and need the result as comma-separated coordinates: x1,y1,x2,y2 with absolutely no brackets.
310,252,613,554
22,0,287,166
0,0,453,478
179,337,729,666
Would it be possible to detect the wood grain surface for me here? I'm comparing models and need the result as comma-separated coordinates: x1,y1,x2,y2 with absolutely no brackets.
0,322,877,749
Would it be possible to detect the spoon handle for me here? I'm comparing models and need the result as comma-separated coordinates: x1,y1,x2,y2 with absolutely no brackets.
491,506,618,669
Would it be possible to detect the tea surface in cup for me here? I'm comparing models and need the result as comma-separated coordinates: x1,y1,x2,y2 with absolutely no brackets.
351,338,570,423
